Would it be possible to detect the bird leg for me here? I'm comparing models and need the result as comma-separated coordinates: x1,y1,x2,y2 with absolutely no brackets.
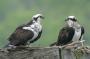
26,42,31,47
79,40,85,47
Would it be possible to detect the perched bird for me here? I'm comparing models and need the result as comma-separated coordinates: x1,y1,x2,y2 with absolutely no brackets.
50,16,84,46
4,14,44,48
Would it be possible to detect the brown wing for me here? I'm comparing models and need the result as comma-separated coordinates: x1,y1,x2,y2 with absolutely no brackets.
8,25,34,46
56,27,75,46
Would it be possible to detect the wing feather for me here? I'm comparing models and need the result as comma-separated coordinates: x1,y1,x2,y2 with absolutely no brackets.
56,27,75,46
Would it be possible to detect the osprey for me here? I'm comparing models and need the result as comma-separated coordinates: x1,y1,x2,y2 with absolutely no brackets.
50,16,84,46
5,14,44,48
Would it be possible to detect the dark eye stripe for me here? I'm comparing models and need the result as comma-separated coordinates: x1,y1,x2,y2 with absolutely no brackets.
33,17,38,21
65,18,77,22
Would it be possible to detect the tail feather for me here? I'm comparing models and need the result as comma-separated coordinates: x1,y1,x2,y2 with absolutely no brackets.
50,42,57,46
3,43,16,49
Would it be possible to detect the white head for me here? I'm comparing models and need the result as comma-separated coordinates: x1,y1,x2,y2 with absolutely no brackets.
32,14,44,23
65,16,81,29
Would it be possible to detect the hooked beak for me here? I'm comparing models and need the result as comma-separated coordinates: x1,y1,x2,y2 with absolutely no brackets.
40,16,44,19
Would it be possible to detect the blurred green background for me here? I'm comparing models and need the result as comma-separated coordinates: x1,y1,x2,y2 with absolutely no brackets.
0,0,90,47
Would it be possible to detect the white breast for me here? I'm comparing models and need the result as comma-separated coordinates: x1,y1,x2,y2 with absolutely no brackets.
22,22,42,41
72,28,81,42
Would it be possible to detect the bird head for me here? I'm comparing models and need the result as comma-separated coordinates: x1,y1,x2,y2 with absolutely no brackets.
32,14,44,23
65,16,77,22
65,16,81,28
